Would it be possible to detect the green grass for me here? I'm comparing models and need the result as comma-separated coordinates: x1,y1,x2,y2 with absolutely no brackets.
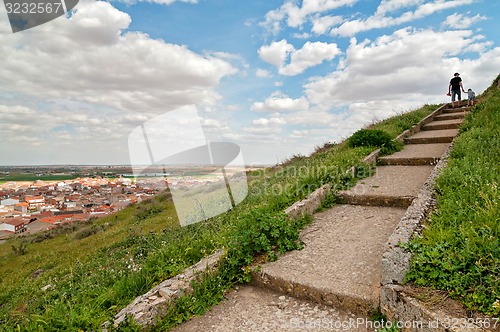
0,174,79,182
0,104,437,331
365,104,437,137
405,74,500,317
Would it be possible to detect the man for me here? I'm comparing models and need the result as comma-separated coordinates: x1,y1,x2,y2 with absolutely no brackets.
448,73,465,108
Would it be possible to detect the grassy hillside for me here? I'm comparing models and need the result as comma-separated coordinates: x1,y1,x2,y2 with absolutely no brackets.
0,104,437,331
406,74,500,316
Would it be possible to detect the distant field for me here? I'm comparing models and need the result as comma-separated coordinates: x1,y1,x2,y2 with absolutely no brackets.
0,174,80,182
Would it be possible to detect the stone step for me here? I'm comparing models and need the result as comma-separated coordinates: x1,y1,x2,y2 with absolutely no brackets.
170,284,372,332
336,165,435,207
442,107,471,113
421,118,463,130
378,143,450,166
404,129,459,144
251,204,407,316
433,112,468,121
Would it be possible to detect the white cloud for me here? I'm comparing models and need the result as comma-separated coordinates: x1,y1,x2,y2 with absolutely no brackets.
120,0,198,5
261,0,358,33
256,68,273,78
375,0,424,16
0,1,237,114
282,41,341,76
0,1,238,165
285,108,338,126
443,12,487,29
305,27,499,109
292,32,312,39
332,0,476,37
251,92,310,112
252,116,286,126
259,40,340,76
311,14,344,35
258,40,295,67
242,113,287,138
289,130,309,139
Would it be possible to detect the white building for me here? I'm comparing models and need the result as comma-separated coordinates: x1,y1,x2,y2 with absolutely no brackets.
0,198,19,206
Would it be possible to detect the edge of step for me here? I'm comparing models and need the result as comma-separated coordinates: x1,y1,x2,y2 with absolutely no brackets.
251,268,378,316
421,119,463,131
377,157,440,166
433,112,468,121
335,193,415,208
404,136,454,144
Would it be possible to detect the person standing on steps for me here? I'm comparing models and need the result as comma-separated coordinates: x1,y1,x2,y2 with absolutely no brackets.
448,72,465,108
467,88,476,106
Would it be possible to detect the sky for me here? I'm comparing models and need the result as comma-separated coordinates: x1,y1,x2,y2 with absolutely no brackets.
0,0,499,166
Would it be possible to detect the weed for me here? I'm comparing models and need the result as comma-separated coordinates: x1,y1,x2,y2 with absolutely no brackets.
377,324,401,332
317,191,336,212
368,309,400,332
11,241,28,255
380,139,404,156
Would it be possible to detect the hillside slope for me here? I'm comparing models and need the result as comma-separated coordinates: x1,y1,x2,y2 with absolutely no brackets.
1,105,439,330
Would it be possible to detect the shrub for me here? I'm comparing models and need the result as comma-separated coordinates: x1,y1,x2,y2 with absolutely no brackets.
73,225,101,240
11,241,28,255
348,129,403,156
348,129,392,148
135,203,164,221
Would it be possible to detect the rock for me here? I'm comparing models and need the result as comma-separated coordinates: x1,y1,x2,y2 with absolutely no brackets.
41,284,53,291
159,288,175,299
31,269,44,279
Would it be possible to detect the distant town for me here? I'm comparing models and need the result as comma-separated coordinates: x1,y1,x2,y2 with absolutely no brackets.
0,165,234,240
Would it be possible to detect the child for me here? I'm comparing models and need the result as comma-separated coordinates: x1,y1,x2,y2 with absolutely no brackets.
467,88,475,106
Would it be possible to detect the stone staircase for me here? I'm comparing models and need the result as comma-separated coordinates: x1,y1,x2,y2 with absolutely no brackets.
169,105,471,331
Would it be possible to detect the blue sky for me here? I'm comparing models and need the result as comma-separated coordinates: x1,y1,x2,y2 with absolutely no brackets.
0,0,499,166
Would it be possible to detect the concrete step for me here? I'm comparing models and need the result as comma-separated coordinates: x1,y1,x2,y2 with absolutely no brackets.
378,143,450,166
433,112,468,121
421,118,463,130
251,204,407,316
336,165,435,207
442,107,471,113
171,284,373,332
404,129,459,144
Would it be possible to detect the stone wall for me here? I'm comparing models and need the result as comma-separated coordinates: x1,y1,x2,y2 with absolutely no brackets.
107,250,225,329
284,184,331,220
381,285,493,332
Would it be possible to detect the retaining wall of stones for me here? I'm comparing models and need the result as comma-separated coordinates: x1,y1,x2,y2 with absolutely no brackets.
108,250,225,329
